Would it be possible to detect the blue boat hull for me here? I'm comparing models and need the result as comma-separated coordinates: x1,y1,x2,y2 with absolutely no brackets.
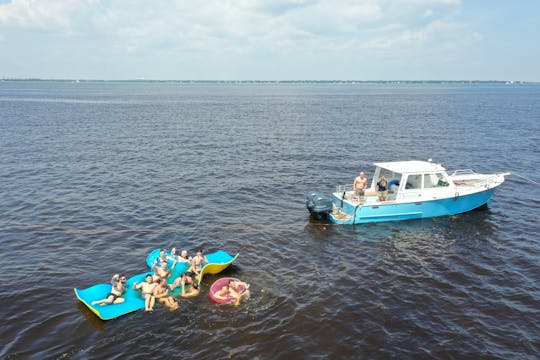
329,188,495,224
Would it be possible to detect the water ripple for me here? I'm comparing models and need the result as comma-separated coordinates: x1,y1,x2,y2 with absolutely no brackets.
0,82,539,359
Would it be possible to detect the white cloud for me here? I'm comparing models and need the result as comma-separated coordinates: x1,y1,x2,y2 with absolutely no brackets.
0,0,465,53
0,0,94,32
0,0,479,79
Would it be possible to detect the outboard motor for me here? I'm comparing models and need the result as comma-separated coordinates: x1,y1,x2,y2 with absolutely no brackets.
306,192,333,220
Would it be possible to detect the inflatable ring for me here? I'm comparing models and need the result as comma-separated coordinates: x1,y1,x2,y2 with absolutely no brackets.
209,277,241,304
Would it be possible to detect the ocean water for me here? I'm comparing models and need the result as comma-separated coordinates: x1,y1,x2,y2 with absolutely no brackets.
0,81,539,359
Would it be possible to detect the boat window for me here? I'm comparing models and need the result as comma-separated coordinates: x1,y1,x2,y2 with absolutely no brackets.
424,173,449,188
405,174,422,190
379,169,395,181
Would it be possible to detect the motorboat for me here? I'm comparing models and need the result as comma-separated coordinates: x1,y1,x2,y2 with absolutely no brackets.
306,160,509,225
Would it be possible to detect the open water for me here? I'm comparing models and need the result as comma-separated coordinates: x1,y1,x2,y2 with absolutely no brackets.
0,81,539,359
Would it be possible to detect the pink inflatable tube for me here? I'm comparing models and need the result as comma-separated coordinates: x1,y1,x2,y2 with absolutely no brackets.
209,277,243,304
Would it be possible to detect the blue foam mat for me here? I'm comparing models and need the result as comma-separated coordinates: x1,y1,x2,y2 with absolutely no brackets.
75,249,235,320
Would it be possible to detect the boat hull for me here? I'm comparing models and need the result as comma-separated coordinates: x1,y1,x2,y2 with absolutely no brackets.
329,188,496,225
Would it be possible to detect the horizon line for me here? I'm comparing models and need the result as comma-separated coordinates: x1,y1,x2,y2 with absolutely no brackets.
1,78,537,84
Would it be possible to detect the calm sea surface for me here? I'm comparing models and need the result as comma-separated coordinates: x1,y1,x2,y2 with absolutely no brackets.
0,81,539,359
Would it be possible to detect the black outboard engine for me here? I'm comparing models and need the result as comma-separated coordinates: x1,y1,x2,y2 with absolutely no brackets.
306,192,333,220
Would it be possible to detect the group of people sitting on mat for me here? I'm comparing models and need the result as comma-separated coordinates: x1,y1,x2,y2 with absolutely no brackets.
91,248,249,311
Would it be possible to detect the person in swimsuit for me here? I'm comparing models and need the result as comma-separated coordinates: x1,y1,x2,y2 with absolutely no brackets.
171,250,191,270
213,280,248,306
92,274,127,306
353,171,368,199
213,283,233,302
180,275,200,298
189,250,208,280
229,280,250,306
376,176,388,201
170,271,195,290
152,260,171,282
153,248,176,268
133,274,156,312
153,249,167,267
153,278,179,310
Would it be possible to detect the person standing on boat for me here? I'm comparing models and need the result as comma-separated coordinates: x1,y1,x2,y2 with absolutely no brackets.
377,176,388,201
354,171,368,199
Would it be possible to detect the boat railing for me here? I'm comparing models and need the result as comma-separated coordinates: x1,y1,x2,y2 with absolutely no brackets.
476,174,501,188
336,184,354,193
452,173,501,189
448,169,477,177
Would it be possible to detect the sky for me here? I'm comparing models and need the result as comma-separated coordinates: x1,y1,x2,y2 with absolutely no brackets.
0,0,538,81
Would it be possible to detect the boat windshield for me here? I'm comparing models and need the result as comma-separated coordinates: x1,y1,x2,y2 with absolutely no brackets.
425,173,449,188
379,168,401,183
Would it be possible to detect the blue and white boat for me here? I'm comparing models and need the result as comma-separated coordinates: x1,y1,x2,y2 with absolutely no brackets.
306,160,509,225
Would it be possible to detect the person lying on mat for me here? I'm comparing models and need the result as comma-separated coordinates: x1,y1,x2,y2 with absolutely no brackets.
133,274,156,312
92,274,127,306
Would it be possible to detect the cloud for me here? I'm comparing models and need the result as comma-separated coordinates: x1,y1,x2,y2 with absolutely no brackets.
0,0,476,79
0,1,462,46
0,0,93,32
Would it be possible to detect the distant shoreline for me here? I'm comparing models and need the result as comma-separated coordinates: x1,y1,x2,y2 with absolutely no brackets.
0,79,536,84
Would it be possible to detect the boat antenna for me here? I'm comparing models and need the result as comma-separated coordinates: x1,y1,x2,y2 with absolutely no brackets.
512,172,540,186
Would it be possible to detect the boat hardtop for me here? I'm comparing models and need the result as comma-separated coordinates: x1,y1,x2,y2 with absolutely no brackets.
373,160,446,174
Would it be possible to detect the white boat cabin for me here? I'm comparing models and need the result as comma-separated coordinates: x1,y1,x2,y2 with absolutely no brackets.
370,160,455,202
337,160,506,205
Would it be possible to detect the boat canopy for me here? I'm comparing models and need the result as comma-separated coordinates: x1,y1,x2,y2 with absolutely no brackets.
373,160,446,174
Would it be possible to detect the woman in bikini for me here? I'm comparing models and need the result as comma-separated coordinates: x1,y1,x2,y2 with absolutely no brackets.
92,274,127,306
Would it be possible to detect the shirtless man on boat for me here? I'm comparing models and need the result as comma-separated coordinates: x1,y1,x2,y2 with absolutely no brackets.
354,171,368,199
